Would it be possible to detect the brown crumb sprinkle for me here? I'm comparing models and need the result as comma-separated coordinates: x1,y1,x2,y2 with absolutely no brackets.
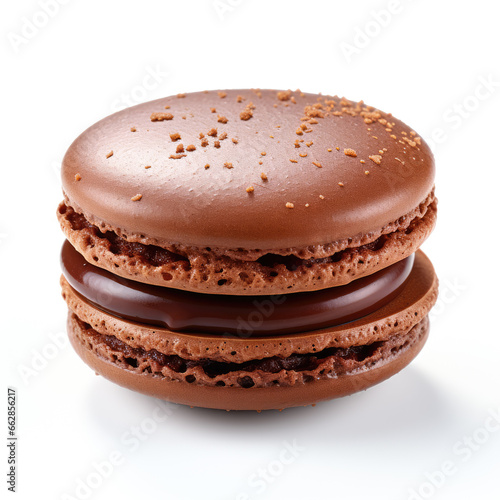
240,109,253,120
261,152,266,156
369,155,382,165
246,186,254,193
327,148,332,152
186,144,196,151
170,133,181,142
277,90,292,101
219,132,228,140
304,106,324,118
218,91,227,98
312,161,322,168
289,159,298,163
177,93,186,98
295,128,303,136
169,154,186,159
199,132,205,139
210,107,216,113
214,140,221,148
299,153,308,157
208,128,217,137
75,173,82,181
319,194,325,199
224,162,233,169
260,172,268,181
201,139,209,147
130,127,136,132
305,203,310,208
176,144,184,153
236,95,244,103
106,151,113,159
131,194,142,201
365,170,370,175
344,148,357,157
336,146,340,151
360,160,366,164
306,141,313,147
217,115,228,124
231,138,238,144
285,202,294,209
338,182,344,187
204,164,210,169
150,112,173,122
164,105,170,109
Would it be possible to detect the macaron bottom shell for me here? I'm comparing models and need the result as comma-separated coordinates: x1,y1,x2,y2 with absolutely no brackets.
68,313,428,411
61,251,437,410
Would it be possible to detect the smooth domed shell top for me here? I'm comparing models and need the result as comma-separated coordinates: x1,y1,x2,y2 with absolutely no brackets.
62,89,434,250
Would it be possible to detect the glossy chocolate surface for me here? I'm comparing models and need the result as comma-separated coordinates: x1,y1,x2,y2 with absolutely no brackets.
61,90,434,250
61,240,414,336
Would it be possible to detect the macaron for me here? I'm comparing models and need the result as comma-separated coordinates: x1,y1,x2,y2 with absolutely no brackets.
58,89,438,410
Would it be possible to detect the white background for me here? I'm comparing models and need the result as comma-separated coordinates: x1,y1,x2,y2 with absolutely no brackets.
2,1,500,499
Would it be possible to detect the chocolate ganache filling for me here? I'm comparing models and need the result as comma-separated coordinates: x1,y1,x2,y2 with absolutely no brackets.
61,240,414,337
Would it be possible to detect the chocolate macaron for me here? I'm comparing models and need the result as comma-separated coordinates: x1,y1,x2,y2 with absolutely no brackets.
58,89,438,410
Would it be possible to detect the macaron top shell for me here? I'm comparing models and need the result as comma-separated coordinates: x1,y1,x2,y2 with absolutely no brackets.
62,89,434,251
